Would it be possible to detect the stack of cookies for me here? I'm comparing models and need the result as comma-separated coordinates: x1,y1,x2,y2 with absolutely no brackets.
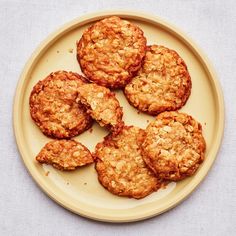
30,16,206,199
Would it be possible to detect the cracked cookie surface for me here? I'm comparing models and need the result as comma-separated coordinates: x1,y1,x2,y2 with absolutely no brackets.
77,83,124,134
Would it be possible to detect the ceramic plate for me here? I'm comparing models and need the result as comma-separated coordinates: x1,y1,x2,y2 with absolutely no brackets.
13,11,224,222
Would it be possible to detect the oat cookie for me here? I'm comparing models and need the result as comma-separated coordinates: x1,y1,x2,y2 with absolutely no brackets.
124,45,191,115
77,83,124,134
30,71,92,139
141,111,206,181
95,126,162,199
36,140,93,171
77,16,146,88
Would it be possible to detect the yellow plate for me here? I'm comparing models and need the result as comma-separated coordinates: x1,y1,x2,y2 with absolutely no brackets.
13,11,224,222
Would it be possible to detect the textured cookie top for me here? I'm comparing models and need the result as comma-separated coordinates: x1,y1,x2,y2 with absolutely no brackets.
142,111,206,181
29,71,92,139
36,140,93,171
77,16,147,88
77,83,124,134
95,126,162,199
124,45,192,115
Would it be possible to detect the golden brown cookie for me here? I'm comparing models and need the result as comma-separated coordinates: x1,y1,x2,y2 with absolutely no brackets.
94,126,162,199
141,111,206,181
77,16,147,89
36,140,93,171
77,83,124,134
124,45,192,115
29,71,92,139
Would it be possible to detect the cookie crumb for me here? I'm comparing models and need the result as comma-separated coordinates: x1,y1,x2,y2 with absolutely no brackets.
89,128,93,133
137,111,140,114
146,120,150,123
204,122,206,125
68,48,73,53
45,171,50,176
56,50,60,53
83,182,87,185
66,182,69,185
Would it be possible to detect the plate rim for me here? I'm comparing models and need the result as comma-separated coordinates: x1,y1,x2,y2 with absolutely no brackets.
13,10,225,223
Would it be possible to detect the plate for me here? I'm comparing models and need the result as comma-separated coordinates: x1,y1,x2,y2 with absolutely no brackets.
13,11,224,222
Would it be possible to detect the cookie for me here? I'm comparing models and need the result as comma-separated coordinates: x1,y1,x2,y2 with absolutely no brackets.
141,111,206,181
36,140,93,171
77,83,124,134
29,71,92,139
77,16,146,88
124,45,192,115
94,126,162,199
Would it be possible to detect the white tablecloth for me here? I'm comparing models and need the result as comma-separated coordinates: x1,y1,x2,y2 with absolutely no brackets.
0,0,235,235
